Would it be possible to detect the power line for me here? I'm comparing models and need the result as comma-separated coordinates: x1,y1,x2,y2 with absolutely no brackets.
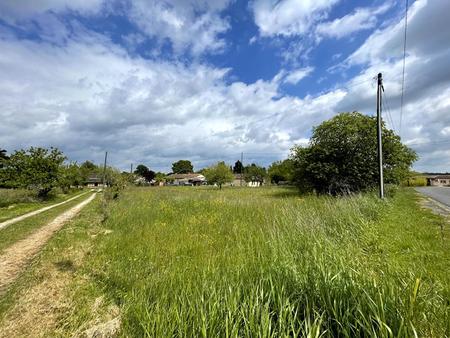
382,92,396,132
399,0,409,136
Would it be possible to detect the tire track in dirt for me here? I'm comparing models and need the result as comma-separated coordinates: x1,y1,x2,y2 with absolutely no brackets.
0,193,96,294
0,191,90,230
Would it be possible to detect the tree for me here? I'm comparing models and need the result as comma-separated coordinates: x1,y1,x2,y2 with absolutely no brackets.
2,147,66,196
172,160,193,174
268,159,294,184
0,148,8,169
244,163,266,183
154,172,167,184
134,164,155,182
79,160,99,181
233,160,243,174
291,112,417,195
204,161,234,189
59,162,83,192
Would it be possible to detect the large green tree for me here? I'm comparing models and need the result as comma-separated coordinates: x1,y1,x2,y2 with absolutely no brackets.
291,112,417,194
134,164,155,182
233,160,243,174
244,164,266,183
59,162,83,192
172,160,193,174
2,147,66,196
0,148,8,169
268,159,294,184
204,161,234,189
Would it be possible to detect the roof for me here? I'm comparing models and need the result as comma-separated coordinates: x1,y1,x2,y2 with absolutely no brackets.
167,173,205,180
428,175,450,179
85,175,102,183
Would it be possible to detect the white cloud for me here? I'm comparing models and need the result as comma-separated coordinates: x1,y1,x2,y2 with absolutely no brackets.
315,4,390,39
127,0,232,55
252,0,339,37
284,67,314,84
0,0,103,22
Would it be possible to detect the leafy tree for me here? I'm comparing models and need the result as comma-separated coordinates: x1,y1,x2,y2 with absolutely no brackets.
291,112,417,195
204,161,234,189
134,164,155,182
0,148,8,169
268,159,294,184
154,172,167,184
59,162,83,192
79,160,99,181
233,160,243,174
172,160,193,174
244,163,266,183
2,147,66,196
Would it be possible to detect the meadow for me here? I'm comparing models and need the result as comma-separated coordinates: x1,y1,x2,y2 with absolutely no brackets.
81,186,448,337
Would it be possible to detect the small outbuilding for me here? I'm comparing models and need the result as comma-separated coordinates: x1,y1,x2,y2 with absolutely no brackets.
426,175,450,186
85,175,104,188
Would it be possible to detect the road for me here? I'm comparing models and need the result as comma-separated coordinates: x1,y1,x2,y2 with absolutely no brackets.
415,187,450,207
0,192,96,294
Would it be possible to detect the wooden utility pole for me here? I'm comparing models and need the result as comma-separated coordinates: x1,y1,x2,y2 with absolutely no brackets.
102,151,108,188
376,73,384,199
130,163,133,174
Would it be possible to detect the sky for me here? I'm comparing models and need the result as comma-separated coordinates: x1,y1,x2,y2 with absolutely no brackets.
0,0,449,173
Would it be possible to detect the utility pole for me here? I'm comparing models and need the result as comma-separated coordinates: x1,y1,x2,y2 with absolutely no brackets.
102,151,108,188
130,163,133,174
376,73,384,199
240,152,243,187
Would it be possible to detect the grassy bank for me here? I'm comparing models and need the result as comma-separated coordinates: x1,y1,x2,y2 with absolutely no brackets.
0,187,448,337
0,188,85,222
85,187,448,337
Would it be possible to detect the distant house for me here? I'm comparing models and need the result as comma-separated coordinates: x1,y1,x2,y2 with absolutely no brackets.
230,173,244,186
426,175,450,186
85,174,104,188
166,173,206,186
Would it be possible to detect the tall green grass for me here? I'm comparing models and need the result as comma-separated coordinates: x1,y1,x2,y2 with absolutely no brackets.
0,188,38,207
87,187,449,337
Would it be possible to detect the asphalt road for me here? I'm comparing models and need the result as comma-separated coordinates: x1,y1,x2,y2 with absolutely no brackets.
415,187,450,207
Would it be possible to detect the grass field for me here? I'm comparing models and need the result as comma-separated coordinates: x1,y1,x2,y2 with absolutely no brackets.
0,186,448,337
0,188,85,222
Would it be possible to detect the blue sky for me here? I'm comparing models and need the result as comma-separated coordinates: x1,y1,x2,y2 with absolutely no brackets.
0,0,449,172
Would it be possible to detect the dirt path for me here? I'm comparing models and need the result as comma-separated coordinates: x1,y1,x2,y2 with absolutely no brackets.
0,191,90,231
0,193,96,294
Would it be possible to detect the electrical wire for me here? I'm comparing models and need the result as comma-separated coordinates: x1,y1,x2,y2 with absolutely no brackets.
399,0,409,136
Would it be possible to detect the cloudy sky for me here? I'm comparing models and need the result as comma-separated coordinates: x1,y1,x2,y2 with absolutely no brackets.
0,0,449,172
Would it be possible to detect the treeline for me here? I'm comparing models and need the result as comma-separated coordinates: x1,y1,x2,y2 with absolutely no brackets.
0,147,123,197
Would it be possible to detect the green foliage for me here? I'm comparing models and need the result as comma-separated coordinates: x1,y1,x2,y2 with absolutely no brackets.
172,160,193,174
402,174,427,187
0,148,8,169
204,161,234,189
233,160,243,174
0,188,38,208
268,159,294,184
134,164,155,182
291,112,417,194
0,147,66,196
79,160,100,181
154,172,167,183
59,162,84,192
244,163,266,183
